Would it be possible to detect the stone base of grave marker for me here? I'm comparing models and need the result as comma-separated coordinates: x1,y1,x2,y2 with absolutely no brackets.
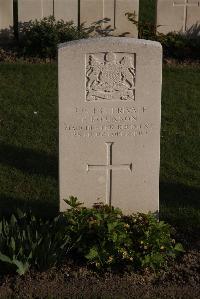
59,38,162,215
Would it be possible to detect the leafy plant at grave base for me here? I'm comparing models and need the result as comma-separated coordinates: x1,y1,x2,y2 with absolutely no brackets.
63,197,184,271
0,209,71,275
126,12,200,60
19,16,89,59
157,32,200,60
0,198,184,276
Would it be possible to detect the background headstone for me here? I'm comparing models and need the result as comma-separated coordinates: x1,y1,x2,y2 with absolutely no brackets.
54,0,78,25
17,0,138,37
0,0,13,39
18,0,53,23
157,0,200,35
59,37,162,214
80,0,139,37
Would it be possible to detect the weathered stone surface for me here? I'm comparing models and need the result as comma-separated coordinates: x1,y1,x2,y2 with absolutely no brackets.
54,0,78,24
157,0,200,35
59,38,162,214
0,0,13,37
80,0,139,37
18,0,53,22
80,0,105,30
114,0,139,37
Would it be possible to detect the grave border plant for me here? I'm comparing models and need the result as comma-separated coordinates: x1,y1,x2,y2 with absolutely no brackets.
0,197,184,276
0,16,199,62
18,16,89,60
126,12,200,61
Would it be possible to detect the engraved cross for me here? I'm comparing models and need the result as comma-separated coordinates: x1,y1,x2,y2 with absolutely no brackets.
87,142,132,206
173,0,200,32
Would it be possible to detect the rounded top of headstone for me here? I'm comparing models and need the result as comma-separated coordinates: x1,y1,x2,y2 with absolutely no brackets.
58,37,162,50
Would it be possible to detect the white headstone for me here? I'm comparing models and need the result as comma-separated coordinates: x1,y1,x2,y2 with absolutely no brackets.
80,0,139,37
18,0,53,23
54,0,78,25
59,38,162,214
157,0,200,35
0,0,13,38
17,0,139,37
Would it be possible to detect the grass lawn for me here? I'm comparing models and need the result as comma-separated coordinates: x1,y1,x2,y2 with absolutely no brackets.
0,64,58,217
160,66,200,230
0,63,199,232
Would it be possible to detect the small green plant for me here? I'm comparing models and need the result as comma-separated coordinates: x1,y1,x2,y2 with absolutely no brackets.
0,198,184,275
19,16,89,59
64,197,184,271
0,209,71,275
0,211,32,275
157,32,200,60
126,12,200,60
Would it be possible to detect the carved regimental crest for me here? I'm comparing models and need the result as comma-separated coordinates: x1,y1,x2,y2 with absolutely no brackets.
86,52,136,101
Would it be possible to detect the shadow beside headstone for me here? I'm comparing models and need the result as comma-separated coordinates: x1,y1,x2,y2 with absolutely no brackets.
160,181,200,209
0,143,58,218
160,181,200,236
0,143,58,179
0,194,58,219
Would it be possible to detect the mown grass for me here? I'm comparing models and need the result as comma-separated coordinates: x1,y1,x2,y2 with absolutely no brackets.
160,66,200,230
0,63,199,231
0,64,58,217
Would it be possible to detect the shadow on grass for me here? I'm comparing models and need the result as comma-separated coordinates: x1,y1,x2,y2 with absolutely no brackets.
0,143,58,179
0,194,58,219
0,143,58,218
0,142,199,228
160,181,200,208
160,182,200,234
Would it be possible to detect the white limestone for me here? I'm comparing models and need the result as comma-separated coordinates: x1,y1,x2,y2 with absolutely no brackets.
18,0,53,23
59,38,162,214
0,0,13,38
157,0,200,35
54,0,78,25
80,0,139,37
2,0,138,38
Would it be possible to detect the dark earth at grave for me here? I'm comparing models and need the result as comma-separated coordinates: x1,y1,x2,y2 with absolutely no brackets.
0,230,199,299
